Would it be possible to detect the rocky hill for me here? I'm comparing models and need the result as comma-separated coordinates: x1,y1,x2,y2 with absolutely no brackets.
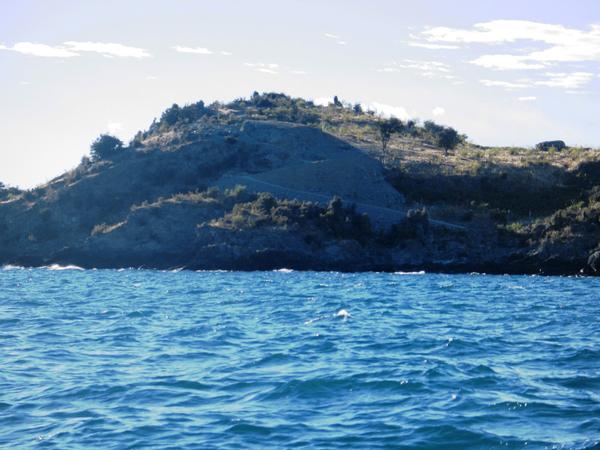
1,92,599,274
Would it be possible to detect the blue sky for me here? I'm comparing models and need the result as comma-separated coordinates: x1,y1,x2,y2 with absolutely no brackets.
1,0,599,187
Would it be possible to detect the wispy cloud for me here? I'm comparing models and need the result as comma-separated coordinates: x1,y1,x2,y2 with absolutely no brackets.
245,62,279,74
432,106,445,116
416,20,600,70
256,68,277,74
64,41,151,58
107,122,123,134
363,102,410,120
5,42,78,58
535,72,594,89
471,54,546,70
0,41,151,58
291,70,307,75
220,51,232,56
481,71,594,91
324,33,347,45
407,41,459,50
517,96,537,101
173,46,213,55
244,62,278,69
480,79,530,89
379,59,454,80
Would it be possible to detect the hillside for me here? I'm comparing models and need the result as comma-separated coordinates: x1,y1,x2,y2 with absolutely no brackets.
1,92,599,274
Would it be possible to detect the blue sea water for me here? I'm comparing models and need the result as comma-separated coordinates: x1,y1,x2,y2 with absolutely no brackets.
0,268,599,449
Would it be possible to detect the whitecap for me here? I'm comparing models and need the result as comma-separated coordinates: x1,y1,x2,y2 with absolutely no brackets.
1,264,26,271
275,268,294,273
393,270,425,275
43,264,84,271
336,309,351,319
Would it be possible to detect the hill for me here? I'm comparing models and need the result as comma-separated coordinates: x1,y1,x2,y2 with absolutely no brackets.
1,92,599,274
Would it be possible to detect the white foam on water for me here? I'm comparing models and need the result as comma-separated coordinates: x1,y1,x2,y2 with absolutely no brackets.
336,309,351,319
393,271,425,275
275,268,294,273
1,265,26,270
43,264,84,271
304,316,325,325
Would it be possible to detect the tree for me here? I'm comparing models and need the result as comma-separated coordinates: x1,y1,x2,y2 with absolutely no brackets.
160,103,182,126
333,95,343,107
90,134,124,161
378,118,404,153
353,103,363,114
437,127,460,156
423,120,444,136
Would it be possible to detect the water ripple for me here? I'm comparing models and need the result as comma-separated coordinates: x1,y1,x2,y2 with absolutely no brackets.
0,270,599,448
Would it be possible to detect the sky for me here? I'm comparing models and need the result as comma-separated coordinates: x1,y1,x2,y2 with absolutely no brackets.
1,0,599,188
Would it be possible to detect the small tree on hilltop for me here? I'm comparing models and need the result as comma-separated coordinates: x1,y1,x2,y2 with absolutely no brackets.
90,134,124,161
437,127,460,156
378,117,404,153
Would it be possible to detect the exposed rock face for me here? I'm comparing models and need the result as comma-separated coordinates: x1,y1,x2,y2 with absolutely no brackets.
217,121,405,229
588,251,600,273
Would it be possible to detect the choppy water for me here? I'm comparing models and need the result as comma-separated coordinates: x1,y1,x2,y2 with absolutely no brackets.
1,268,599,449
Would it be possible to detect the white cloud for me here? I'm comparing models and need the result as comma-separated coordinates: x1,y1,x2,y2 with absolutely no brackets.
256,68,278,74
407,41,459,50
313,98,328,106
64,41,151,58
363,102,410,120
418,20,600,70
379,59,453,80
18,81,31,86
1,41,151,58
9,42,78,58
481,71,593,91
173,46,212,55
324,33,346,45
517,96,537,101
220,51,232,56
535,72,594,89
480,79,529,89
291,70,307,75
146,75,158,80
432,106,445,116
107,122,123,134
471,54,546,70
244,62,278,69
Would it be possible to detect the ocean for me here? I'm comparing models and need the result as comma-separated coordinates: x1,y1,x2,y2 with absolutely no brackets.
1,267,599,449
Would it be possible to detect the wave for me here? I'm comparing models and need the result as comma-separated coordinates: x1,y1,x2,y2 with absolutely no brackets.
42,264,85,271
393,270,425,275
1,264,26,270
